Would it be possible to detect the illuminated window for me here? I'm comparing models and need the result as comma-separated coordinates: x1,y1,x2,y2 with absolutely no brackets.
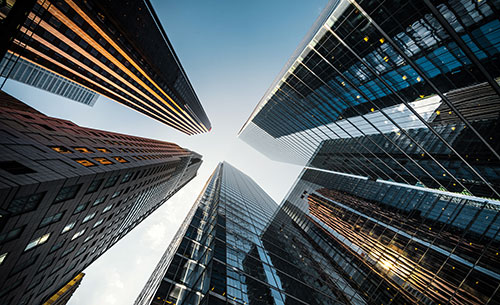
93,157,113,165
50,146,72,154
0,252,7,265
73,147,94,153
75,159,96,167
111,190,122,199
96,148,111,153
71,229,86,241
83,212,96,223
102,204,113,213
93,219,104,228
83,234,95,243
62,222,75,234
112,156,128,163
25,233,51,251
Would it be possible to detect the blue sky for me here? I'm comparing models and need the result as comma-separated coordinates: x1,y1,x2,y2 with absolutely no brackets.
2,0,328,303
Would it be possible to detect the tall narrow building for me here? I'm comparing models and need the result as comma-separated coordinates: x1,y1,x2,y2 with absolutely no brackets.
2,0,210,134
239,0,500,199
0,90,203,305
135,162,370,305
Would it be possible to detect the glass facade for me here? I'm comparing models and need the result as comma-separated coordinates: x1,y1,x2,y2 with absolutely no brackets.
136,162,374,305
281,168,500,304
235,0,500,304
2,0,210,134
239,0,500,200
0,56,99,106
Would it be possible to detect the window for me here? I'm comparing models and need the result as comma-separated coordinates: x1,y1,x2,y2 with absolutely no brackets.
50,146,72,154
121,172,132,183
74,159,96,167
54,184,81,203
102,204,113,213
75,245,88,256
25,233,51,251
93,157,113,165
96,147,111,153
62,222,75,233
0,252,7,265
0,226,24,245
73,147,93,153
92,196,107,206
83,212,96,223
8,192,45,214
49,240,64,253
0,161,36,175
86,179,103,194
61,245,76,257
93,219,104,228
71,229,85,241
112,156,128,163
103,175,119,188
111,190,121,199
83,233,95,243
39,212,64,228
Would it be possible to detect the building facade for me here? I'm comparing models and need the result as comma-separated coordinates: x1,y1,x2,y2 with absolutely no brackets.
280,168,499,304
42,273,84,305
3,0,210,134
135,162,376,305
0,55,99,106
239,0,500,200
234,0,500,304
0,91,203,305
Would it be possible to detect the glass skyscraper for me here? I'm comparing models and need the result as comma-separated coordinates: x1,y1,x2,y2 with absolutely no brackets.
235,0,500,304
2,0,211,134
136,162,374,305
239,0,500,200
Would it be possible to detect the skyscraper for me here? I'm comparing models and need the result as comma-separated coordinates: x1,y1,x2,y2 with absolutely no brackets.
43,273,84,305
233,0,500,304
3,0,211,134
0,90,203,305
239,0,500,199
135,162,374,305
1,56,99,106
286,168,500,304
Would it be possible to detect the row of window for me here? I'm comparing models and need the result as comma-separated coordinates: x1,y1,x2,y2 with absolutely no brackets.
51,146,112,154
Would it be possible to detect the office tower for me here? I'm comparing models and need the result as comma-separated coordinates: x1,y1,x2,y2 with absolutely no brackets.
0,91,203,305
280,168,500,304
1,56,99,106
43,273,84,305
3,0,210,135
239,0,500,199
135,162,375,305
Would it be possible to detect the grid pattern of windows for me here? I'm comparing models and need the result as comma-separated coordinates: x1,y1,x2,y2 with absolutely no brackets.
5,0,211,134
135,163,354,305
239,0,500,200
